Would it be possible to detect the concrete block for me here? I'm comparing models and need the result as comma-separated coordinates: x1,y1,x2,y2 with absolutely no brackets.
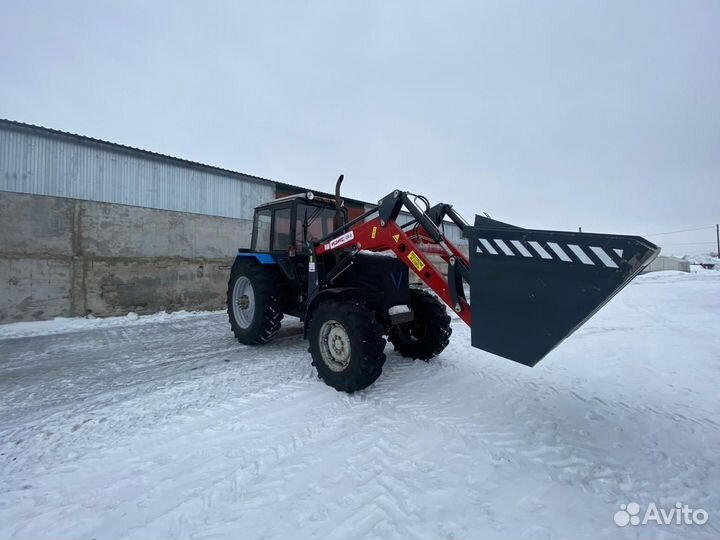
0,256,73,322
80,201,252,259
0,191,75,257
84,258,232,316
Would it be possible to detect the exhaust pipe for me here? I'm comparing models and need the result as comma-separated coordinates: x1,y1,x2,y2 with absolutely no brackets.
334,174,345,230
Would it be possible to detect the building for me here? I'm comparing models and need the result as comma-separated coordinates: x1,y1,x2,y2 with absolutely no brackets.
640,255,691,273
0,119,467,323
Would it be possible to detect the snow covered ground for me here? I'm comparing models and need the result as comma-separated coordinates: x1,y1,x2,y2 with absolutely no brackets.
1,271,719,540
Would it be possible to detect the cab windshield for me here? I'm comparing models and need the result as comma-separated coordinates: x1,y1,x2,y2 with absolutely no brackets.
295,203,337,250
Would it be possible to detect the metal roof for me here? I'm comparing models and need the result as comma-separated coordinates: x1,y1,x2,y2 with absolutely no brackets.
0,118,276,188
0,119,405,208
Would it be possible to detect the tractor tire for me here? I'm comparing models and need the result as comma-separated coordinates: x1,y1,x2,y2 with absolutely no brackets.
388,288,451,360
308,299,387,393
227,259,284,345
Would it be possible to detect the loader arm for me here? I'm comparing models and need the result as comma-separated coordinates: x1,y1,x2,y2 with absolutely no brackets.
314,190,472,322
312,189,659,367
317,214,472,325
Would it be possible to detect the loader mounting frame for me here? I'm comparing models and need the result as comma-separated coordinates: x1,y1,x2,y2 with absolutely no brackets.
311,190,473,325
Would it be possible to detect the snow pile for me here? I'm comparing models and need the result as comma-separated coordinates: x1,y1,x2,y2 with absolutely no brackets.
682,253,719,267
633,269,720,283
0,310,217,340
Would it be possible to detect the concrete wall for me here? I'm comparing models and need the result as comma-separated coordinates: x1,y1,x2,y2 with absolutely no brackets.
0,190,251,323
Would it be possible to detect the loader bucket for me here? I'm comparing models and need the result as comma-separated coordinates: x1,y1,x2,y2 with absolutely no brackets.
465,216,659,366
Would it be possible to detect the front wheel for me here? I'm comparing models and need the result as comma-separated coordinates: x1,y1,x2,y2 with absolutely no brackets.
309,299,386,393
388,288,451,360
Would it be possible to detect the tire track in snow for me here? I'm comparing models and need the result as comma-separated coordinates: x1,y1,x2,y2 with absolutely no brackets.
3,290,719,540
1,317,313,479
369,350,720,537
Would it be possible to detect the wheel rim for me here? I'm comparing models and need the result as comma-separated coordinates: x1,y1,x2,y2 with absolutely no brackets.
319,320,351,372
232,276,255,329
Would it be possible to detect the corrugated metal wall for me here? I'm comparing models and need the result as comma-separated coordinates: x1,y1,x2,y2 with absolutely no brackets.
0,123,274,220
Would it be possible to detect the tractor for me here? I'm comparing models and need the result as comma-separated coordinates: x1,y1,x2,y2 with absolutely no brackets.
227,176,658,392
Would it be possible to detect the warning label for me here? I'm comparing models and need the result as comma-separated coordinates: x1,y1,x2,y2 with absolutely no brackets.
407,250,426,272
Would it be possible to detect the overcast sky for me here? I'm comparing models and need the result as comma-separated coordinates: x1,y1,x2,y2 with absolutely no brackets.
1,1,718,254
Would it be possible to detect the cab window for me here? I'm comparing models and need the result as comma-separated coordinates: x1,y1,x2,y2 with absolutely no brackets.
254,210,272,251
272,207,292,251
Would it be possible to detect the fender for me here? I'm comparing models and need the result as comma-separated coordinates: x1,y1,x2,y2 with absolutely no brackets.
233,252,277,265
304,287,361,338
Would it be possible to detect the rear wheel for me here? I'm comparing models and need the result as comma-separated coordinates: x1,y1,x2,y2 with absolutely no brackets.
388,288,451,360
309,299,386,393
227,260,284,345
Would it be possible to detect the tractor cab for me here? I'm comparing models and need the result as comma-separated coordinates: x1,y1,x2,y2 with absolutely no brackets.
237,192,348,318
250,192,344,256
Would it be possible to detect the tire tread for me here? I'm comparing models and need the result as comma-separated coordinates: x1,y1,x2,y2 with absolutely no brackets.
309,299,386,392
388,288,451,360
227,260,284,345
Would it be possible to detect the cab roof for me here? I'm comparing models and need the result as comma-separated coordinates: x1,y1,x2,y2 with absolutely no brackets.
255,192,338,209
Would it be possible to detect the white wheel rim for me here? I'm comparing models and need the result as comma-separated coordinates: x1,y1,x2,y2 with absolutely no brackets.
232,276,255,329
319,320,351,372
